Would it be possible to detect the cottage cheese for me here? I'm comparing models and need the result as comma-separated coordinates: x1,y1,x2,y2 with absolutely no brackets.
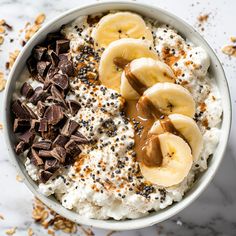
22,13,222,220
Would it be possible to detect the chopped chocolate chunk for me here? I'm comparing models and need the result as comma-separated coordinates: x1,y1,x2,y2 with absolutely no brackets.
58,53,68,61
38,149,52,158
44,104,64,125
13,119,31,133
46,32,63,45
46,65,59,79
38,119,48,132
37,101,46,117
67,100,81,116
28,148,44,166
18,130,35,144
51,147,66,163
53,134,69,147
39,170,53,183
41,125,58,140
21,82,34,98
61,119,79,136
27,57,37,75
56,39,70,55
58,59,74,76
29,87,48,105
44,159,60,172
65,139,81,157
32,140,52,150
21,103,37,119
15,141,28,155
37,61,51,77
33,46,47,61
30,119,39,131
46,49,59,66
12,100,34,119
51,73,69,90
71,131,89,144
51,84,65,99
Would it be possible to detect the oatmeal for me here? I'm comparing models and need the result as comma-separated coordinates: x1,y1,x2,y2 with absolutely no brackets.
12,11,222,220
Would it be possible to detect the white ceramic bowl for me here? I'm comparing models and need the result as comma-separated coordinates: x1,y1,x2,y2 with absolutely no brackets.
3,1,231,231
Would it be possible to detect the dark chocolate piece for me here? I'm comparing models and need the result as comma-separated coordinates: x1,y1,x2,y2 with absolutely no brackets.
38,149,52,158
12,100,34,119
46,65,59,80
32,140,52,150
67,100,81,116
18,130,35,144
38,119,48,132
71,131,89,144
39,170,53,183
37,101,46,117
33,46,47,61
51,73,68,90
51,147,66,163
27,57,37,75
37,61,51,78
21,82,34,98
46,32,63,44
15,141,27,155
44,104,64,125
46,50,59,66
61,119,79,136
53,134,69,147
41,125,58,140
29,87,48,105
58,59,74,76
21,103,37,119
13,119,31,133
29,148,44,166
65,139,81,157
50,85,65,100
44,159,60,172
56,39,70,55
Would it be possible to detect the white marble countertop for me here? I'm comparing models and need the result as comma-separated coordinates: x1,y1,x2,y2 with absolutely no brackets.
0,0,236,235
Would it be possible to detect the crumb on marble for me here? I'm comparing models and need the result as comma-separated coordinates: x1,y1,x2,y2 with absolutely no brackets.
6,49,20,70
0,214,4,220
230,36,236,43
0,71,6,92
106,231,117,236
27,228,34,236
16,174,23,182
5,227,17,235
222,45,236,57
197,14,209,23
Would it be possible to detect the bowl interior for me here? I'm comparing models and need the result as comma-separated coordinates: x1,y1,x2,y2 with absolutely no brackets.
3,1,231,231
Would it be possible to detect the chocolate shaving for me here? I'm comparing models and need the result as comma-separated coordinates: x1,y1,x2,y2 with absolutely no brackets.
51,73,68,90
32,140,52,150
61,119,79,136
44,159,60,172
21,82,34,98
15,141,28,155
56,39,70,55
67,100,81,116
58,59,74,76
18,130,35,144
65,139,81,157
53,134,69,147
33,46,47,61
39,170,53,183
13,119,31,133
44,104,64,125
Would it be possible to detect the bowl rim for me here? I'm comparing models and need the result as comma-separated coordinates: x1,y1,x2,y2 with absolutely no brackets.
3,0,232,231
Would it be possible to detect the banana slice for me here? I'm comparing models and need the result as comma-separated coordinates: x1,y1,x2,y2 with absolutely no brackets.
144,82,195,117
120,57,176,100
92,12,153,49
150,114,203,161
140,132,193,187
99,38,159,92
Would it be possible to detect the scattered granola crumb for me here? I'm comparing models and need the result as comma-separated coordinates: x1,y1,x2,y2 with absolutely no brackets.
7,49,20,70
16,174,23,182
230,36,236,43
80,226,94,236
0,214,4,220
0,123,3,129
0,35,4,45
0,19,5,25
222,45,236,57
27,228,34,236
5,227,16,235
0,26,5,34
0,71,6,91
107,231,117,236
32,198,78,234
35,13,46,25
197,14,209,23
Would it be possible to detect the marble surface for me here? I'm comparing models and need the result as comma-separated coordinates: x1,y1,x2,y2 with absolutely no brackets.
0,0,236,235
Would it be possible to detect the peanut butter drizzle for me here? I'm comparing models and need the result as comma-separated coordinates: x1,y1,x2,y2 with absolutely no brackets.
113,57,130,69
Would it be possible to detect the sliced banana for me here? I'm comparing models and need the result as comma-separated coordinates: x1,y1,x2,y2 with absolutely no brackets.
144,82,195,117
99,38,159,92
92,12,153,49
150,114,203,161
140,132,193,187
120,57,176,100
